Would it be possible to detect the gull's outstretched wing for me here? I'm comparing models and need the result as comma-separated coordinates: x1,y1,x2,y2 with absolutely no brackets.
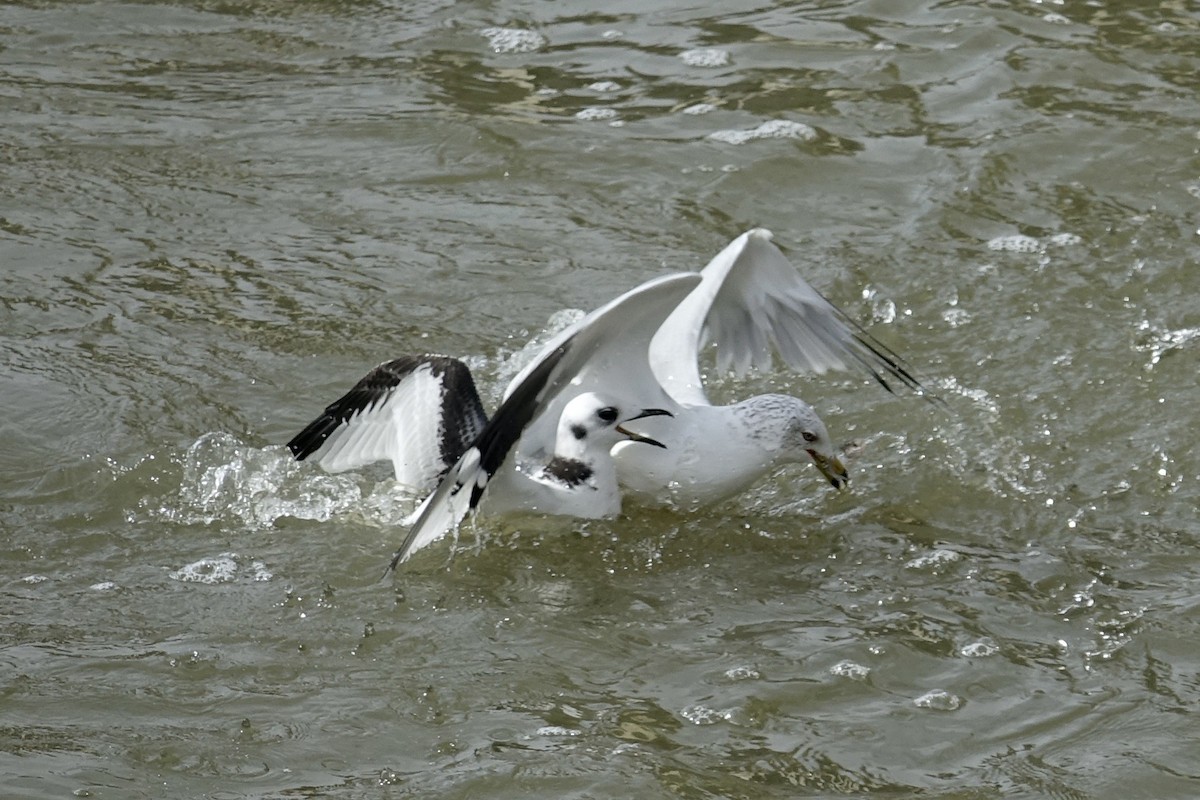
387,273,702,571
649,228,929,407
287,355,488,494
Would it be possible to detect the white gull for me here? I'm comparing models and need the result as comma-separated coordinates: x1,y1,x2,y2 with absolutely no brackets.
503,228,934,511
288,229,934,568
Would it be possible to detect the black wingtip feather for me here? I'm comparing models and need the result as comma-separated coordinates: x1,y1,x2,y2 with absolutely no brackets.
287,415,342,461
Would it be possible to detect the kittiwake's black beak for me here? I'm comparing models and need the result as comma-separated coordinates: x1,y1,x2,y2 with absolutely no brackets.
624,408,674,422
616,408,672,450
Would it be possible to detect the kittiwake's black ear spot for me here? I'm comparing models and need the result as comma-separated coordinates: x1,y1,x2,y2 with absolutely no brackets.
571,424,588,440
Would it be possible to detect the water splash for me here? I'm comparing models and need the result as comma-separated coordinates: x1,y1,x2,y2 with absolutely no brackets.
913,689,962,711
679,48,730,68
830,660,871,680
157,432,388,530
1135,319,1200,369
708,120,817,145
480,27,547,54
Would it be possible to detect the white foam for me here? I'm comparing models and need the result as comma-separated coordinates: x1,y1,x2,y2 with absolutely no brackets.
481,27,547,54
830,660,871,680
986,234,1043,253
170,553,239,584
904,548,961,570
682,102,717,115
680,48,730,68
1045,232,1082,247
534,726,581,737
586,81,621,93
913,689,963,711
90,581,118,591
723,665,760,681
22,574,49,585
708,119,817,145
942,307,971,328
575,107,618,121
960,638,999,657
681,704,732,725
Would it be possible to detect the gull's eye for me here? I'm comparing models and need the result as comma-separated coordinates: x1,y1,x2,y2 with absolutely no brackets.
802,431,819,443
597,406,619,423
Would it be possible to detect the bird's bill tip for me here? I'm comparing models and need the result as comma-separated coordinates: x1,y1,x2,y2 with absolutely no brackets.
807,450,849,491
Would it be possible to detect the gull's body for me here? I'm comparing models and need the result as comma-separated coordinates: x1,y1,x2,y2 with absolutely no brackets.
502,228,930,510
610,394,832,510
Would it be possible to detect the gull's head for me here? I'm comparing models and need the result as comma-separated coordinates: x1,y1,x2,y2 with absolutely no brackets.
784,401,849,491
557,392,672,455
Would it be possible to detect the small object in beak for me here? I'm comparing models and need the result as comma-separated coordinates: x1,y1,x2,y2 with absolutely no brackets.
616,425,667,449
807,449,849,491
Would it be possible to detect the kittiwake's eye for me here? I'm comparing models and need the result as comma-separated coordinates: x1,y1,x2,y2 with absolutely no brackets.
802,431,819,443
597,406,619,423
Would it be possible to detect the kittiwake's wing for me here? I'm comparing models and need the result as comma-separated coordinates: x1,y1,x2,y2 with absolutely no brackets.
287,354,488,494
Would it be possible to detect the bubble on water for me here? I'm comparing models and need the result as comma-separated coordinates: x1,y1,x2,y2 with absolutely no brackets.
170,553,239,584
708,119,817,145
987,234,1043,253
575,107,618,121
942,307,971,328
830,660,871,680
1042,12,1070,23
23,574,49,585
682,102,717,115
481,27,547,54
724,665,761,681
89,581,118,592
913,689,962,711
601,29,623,40
960,638,1000,657
681,704,732,725
1135,320,1200,369
1045,232,1082,247
679,48,730,67
534,726,581,737
904,548,961,571
586,80,621,93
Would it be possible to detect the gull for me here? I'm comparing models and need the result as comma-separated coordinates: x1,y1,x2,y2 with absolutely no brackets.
500,228,934,511
287,274,702,567
288,228,933,568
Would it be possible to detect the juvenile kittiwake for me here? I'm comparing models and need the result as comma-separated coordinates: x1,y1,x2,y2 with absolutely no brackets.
288,274,702,567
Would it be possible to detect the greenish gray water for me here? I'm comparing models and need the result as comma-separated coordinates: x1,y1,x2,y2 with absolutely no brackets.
3,1,1199,797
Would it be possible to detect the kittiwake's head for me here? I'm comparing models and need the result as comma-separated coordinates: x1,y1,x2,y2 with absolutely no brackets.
556,392,672,456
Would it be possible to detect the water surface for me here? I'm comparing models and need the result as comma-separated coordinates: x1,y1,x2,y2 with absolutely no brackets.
3,1,1199,797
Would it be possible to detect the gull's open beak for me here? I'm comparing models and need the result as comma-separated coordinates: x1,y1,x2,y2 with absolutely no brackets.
807,449,849,491
616,408,672,450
